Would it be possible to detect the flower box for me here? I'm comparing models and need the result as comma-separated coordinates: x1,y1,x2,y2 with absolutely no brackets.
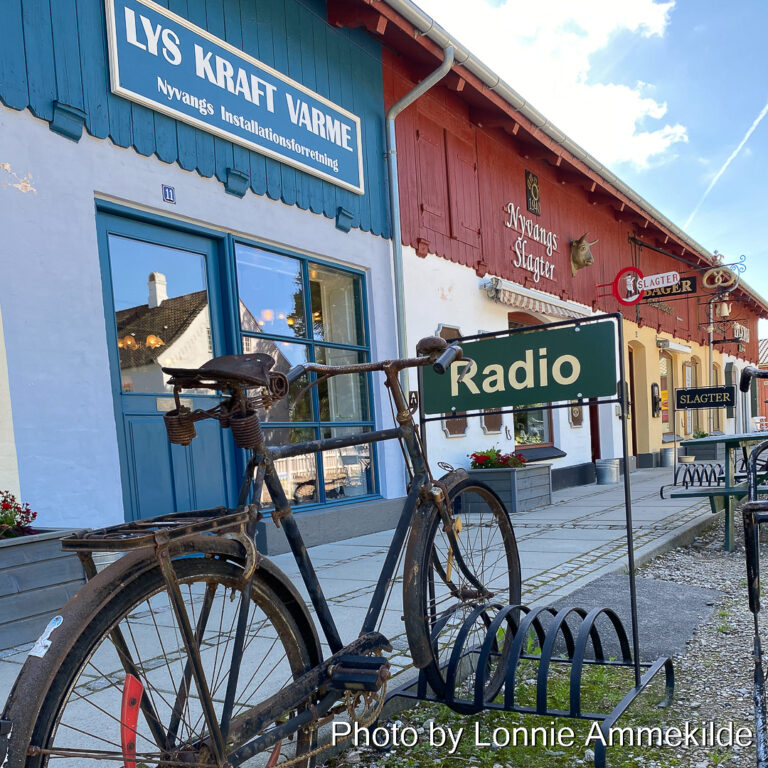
0,529,86,650
467,464,552,514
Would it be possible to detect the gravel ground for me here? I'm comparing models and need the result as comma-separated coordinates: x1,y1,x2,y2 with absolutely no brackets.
638,520,760,767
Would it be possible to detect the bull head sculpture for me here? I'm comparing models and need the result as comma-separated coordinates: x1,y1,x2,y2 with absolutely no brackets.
570,233,598,277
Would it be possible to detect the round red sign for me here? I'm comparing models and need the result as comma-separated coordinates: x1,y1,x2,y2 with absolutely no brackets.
612,267,645,305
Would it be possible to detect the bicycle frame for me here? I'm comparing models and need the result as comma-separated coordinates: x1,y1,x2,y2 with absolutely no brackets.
154,350,483,763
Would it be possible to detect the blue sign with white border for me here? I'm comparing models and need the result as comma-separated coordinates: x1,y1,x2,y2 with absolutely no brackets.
105,0,365,194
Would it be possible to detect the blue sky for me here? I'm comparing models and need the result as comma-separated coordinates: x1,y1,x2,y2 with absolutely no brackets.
414,0,768,335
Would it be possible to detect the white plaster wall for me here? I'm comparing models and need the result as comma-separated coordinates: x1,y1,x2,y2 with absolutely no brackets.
0,305,20,497
0,105,402,529
402,251,594,473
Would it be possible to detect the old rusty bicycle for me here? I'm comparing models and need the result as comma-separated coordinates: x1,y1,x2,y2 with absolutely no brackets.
0,336,521,767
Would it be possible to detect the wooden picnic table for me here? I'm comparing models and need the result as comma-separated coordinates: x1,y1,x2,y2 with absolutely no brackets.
670,431,768,551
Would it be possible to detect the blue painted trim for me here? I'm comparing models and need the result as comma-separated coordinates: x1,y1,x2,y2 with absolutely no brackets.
335,207,354,233
225,168,250,198
49,101,87,141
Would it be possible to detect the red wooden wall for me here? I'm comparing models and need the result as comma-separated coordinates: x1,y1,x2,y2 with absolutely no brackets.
383,50,761,363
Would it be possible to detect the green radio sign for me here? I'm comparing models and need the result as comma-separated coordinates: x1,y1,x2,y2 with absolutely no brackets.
422,321,618,414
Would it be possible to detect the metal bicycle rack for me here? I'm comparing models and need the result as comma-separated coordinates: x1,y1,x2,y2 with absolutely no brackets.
388,314,675,768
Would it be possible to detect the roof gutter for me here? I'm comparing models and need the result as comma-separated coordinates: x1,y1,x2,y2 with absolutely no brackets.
386,44,455,380
380,0,768,312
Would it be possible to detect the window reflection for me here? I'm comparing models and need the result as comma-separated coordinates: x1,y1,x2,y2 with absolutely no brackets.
308,265,364,346
260,427,317,506
108,235,212,394
242,336,313,422
237,246,306,338
322,426,373,499
316,348,368,422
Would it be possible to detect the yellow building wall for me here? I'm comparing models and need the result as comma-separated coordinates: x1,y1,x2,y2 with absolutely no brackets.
622,318,725,455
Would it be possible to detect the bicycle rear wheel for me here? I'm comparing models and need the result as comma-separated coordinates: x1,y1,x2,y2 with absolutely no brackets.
6,555,316,768
404,478,521,699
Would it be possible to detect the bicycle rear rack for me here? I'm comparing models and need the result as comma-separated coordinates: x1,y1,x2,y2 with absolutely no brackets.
60,506,258,552
388,601,674,768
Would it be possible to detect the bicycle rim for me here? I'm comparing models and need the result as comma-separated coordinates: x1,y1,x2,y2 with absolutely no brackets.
25,557,314,768
405,479,521,699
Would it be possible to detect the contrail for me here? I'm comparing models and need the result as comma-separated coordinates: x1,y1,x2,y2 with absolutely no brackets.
684,98,768,229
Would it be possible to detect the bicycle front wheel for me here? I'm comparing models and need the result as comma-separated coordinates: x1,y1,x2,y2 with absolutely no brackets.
404,478,521,699
9,556,316,768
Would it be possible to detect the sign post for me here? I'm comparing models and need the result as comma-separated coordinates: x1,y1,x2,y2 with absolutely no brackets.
419,313,643,686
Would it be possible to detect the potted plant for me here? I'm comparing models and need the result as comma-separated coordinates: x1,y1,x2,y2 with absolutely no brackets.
467,448,552,514
0,491,85,650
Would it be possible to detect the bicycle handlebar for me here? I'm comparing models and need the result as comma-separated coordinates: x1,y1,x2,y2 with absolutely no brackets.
283,342,463,387
432,344,462,375
286,364,307,385
740,366,767,392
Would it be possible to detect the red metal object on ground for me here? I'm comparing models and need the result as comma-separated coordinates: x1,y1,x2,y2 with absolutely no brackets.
121,673,143,768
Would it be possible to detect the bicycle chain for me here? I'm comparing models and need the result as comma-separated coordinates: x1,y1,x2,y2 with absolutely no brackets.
273,680,388,768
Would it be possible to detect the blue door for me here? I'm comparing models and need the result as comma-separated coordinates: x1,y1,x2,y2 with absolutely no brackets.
98,213,236,520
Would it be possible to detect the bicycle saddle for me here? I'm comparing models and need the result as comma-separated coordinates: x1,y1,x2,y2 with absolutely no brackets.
163,353,276,390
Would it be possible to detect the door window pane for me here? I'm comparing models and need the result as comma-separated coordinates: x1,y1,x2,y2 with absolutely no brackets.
321,426,373,499
237,245,306,338
242,337,313,422
660,354,672,433
109,235,212,393
260,427,317,506
315,347,369,422
308,264,364,345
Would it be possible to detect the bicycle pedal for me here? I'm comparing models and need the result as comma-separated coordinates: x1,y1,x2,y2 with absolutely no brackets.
329,655,390,692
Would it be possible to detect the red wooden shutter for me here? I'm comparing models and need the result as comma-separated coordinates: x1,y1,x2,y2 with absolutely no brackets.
416,116,450,235
445,132,481,248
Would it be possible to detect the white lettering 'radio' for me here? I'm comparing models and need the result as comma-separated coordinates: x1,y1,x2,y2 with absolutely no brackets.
450,348,581,397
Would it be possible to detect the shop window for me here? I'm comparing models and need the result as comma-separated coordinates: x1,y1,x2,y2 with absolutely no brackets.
508,316,553,447
660,353,673,434
437,325,467,437
235,243,373,506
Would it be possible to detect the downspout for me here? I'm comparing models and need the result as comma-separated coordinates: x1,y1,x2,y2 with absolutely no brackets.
386,45,455,390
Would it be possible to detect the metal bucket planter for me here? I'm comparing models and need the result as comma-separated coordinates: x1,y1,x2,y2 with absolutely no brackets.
659,447,675,468
467,464,552,514
0,529,86,650
595,458,620,484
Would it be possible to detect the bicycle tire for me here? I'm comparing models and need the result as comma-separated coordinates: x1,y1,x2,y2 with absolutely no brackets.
404,477,521,700
4,555,316,768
